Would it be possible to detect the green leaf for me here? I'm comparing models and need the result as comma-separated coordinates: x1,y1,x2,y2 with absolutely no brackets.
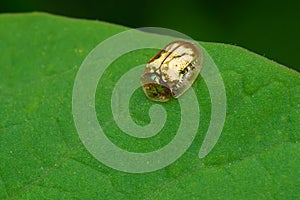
0,12,299,199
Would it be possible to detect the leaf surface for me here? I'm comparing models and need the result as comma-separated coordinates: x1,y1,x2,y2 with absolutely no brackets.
0,13,299,200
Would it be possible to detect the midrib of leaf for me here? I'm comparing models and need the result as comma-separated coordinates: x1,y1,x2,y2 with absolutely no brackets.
145,142,300,199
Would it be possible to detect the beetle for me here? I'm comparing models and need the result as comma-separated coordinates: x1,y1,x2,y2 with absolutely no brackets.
140,41,203,102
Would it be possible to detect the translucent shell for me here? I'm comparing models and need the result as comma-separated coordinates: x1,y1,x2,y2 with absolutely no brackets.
140,41,203,102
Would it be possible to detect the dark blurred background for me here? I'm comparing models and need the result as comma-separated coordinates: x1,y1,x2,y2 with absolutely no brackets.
1,0,299,71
